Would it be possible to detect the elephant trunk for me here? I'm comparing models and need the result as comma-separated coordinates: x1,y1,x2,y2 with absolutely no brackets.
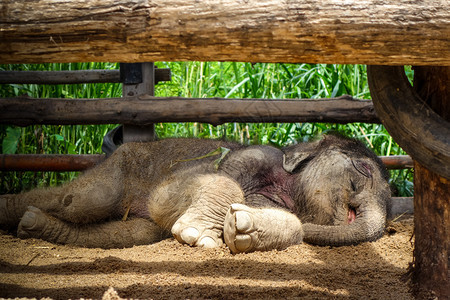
302,195,387,246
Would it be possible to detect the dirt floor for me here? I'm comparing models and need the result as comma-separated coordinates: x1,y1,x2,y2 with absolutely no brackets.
0,216,414,300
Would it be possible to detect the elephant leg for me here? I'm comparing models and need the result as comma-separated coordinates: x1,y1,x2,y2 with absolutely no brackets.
150,174,245,248
0,194,27,229
1,159,124,229
17,206,169,248
224,203,304,253
0,187,68,229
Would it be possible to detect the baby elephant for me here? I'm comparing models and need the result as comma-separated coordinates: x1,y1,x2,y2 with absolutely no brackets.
0,134,390,253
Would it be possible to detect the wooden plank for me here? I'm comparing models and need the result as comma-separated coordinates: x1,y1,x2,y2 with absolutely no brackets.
0,0,448,65
388,197,414,219
412,66,449,299
0,154,412,171
0,95,379,126
0,69,171,84
122,63,157,143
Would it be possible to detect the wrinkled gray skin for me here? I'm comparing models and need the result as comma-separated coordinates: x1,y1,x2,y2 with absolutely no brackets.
0,134,390,253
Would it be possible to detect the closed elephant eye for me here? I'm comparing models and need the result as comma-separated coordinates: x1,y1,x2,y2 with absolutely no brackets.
351,159,374,189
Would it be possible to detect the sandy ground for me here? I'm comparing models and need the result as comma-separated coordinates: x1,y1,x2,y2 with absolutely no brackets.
0,216,414,300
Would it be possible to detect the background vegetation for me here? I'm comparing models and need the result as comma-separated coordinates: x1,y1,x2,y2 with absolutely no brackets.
0,62,413,196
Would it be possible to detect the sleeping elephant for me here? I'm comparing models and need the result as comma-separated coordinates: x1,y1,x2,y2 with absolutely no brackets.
0,134,390,253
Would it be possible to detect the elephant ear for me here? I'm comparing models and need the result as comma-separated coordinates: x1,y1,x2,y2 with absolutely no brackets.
282,138,323,173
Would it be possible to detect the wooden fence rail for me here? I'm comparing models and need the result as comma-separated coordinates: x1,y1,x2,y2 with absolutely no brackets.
1,0,449,65
0,95,379,126
0,69,171,85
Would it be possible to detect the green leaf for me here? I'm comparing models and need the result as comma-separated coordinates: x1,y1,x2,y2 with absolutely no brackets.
2,127,21,154
52,134,65,141
170,147,231,169
213,147,231,170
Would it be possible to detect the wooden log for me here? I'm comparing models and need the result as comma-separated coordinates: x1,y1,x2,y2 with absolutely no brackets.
0,68,171,84
0,153,412,171
0,0,448,65
368,66,450,179
413,163,449,299
0,95,380,126
412,66,449,299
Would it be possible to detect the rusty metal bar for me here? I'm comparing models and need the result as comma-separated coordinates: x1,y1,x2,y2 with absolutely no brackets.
0,154,105,172
379,155,414,169
0,154,413,172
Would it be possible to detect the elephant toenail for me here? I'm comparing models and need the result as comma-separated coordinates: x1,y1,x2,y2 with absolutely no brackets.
20,211,37,229
235,211,253,232
180,227,200,245
235,234,252,252
198,236,218,248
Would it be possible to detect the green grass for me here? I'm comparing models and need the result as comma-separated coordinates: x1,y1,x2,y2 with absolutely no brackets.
0,62,413,196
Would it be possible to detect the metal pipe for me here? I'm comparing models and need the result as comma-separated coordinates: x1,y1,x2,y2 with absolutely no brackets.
0,154,105,172
0,154,412,172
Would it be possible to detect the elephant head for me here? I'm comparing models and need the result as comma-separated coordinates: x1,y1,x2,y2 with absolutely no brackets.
283,134,391,246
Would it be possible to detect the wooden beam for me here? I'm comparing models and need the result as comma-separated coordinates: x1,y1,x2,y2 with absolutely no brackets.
388,197,414,220
0,69,171,84
368,66,450,179
0,95,380,126
122,63,158,143
412,66,449,299
0,0,448,65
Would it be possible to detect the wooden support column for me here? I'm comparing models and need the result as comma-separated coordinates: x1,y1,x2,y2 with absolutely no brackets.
121,63,156,143
412,66,450,299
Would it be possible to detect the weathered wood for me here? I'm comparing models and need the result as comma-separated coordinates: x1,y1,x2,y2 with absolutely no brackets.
412,67,449,299
0,95,379,126
388,197,414,220
0,154,411,172
0,0,448,65
122,63,157,143
414,163,450,299
368,66,450,179
0,69,171,84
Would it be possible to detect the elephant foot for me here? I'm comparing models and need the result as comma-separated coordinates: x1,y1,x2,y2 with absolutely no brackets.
170,174,245,249
223,203,304,254
171,209,223,248
17,206,63,241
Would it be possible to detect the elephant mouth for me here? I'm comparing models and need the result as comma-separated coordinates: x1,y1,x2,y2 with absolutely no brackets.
347,207,356,224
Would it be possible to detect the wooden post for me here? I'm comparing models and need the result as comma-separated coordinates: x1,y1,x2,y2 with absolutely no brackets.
121,63,156,143
412,66,450,299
